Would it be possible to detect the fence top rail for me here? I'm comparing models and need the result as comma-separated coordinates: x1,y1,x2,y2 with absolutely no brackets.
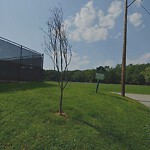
0,36,43,56
0,54,42,60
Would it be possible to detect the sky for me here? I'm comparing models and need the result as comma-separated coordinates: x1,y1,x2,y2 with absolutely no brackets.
0,0,150,70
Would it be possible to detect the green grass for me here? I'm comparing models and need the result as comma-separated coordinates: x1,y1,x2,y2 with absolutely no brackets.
0,82,150,150
98,83,150,94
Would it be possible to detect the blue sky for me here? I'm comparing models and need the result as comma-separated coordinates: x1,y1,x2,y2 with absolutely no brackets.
0,0,150,70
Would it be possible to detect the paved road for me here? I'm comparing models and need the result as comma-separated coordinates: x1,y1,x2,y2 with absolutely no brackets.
113,93,150,108
125,93,150,108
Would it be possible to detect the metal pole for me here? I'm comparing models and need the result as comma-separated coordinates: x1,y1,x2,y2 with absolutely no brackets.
41,54,44,81
121,0,128,96
96,80,100,93
19,45,23,82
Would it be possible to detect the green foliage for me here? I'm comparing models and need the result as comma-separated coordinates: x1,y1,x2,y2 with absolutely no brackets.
71,70,85,82
141,67,150,85
126,64,147,85
43,70,59,81
0,82,150,149
44,63,150,85
84,69,96,83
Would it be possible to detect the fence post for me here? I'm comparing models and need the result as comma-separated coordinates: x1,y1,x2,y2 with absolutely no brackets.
19,45,23,82
41,54,44,81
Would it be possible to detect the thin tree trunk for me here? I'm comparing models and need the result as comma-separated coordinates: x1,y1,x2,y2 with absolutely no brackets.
59,81,63,115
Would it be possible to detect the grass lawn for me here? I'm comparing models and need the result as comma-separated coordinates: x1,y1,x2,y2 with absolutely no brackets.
0,82,150,149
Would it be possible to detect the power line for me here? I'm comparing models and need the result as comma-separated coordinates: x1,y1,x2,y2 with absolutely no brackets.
141,4,150,16
128,0,136,8
137,0,150,16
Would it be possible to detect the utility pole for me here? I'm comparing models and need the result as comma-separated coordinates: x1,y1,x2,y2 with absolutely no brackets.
121,0,128,97
121,0,137,96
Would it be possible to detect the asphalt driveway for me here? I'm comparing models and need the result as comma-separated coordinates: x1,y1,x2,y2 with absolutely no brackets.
125,93,150,108
112,93,150,108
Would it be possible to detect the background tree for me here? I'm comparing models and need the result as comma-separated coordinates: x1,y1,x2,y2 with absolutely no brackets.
43,6,72,115
141,67,150,85
84,69,96,83
71,70,85,82
43,63,150,85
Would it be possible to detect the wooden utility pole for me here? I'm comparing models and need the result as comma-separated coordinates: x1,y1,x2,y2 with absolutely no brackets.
121,0,128,97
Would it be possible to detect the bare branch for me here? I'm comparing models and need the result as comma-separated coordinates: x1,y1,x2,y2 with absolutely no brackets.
42,5,72,115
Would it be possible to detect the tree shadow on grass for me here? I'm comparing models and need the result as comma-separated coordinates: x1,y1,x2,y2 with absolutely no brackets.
0,82,57,93
76,118,133,149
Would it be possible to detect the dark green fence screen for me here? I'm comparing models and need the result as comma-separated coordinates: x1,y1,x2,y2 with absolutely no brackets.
0,37,43,82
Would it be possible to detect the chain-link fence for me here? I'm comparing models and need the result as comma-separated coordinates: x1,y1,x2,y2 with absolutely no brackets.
0,37,44,82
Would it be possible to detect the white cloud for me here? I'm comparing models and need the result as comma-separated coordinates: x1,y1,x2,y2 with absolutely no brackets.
108,0,122,18
104,60,115,67
84,27,108,41
134,0,143,7
69,52,90,70
95,60,116,69
99,0,122,29
98,11,116,29
127,53,150,65
129,12,143,27
74,1,96,29
65,0,122,42
111,32,122,39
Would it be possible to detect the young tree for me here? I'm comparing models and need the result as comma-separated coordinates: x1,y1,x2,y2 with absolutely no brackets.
43,6,72,115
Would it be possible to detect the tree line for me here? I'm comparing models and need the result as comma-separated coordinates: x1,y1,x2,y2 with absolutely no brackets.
43,63,150,85
42,5,149,115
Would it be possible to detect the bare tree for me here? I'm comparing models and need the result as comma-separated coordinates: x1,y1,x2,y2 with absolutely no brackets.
42,6,72,115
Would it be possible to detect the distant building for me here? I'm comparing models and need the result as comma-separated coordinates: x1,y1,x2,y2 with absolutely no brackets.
0,37,44,82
